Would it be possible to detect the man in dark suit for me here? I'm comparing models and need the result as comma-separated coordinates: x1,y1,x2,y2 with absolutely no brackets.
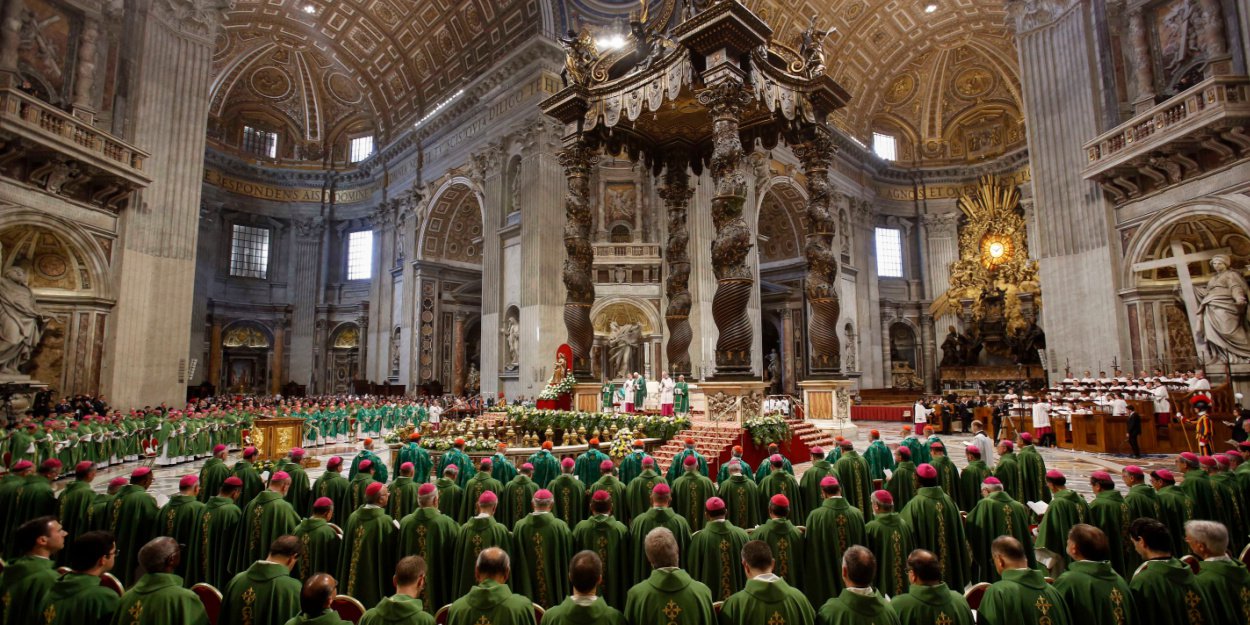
1126,407,1142,458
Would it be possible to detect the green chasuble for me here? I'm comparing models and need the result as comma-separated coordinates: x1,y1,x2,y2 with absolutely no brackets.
863,440,895,483
588,475,626,521
197,458,231,503
1124,483,1162,526
1035,489,1089,568
716,474,759,530
799,459,837,516
350,474,378,512
624,568,713,625
40,571,120,625
1129,558,1216,625
1088,490,1133,578
311,472,352,521
628,507,691,584
110,485,159,587
1156,484,1194,557
993,452,1023,503
833,451,874,522
721,576,815,625
687,519,749,602
886,461,919,510
574,448,610,488
451,516,513,598
804,497,866,605
751,518,805,589
237,491,301,572
1052,560,1136,625
282,462,312,515
283,608,351,625
759,469,805,522
930,456,962,509
898,437,925,467
548,474,586,527
633,375,647,408
399,507,461,615
158,495,206,581
523,450,560,488
967,491,1036,583
959,460,992,511
359,594,434,625
1195,558,1250,625
111,573,209,625
864,512,914,600
1017,445,1051,504
15,474,58,533
437,449,476,488
816,588,899,625
1,555,58,625
185,495,243,588
501,475,539,529
541,596,626,625
671,471,716,532
572,514,630,610
715,456,754,485
349,450,389,483
221,560,302,625
674,381,690,414
435,477,465,524
624,470,666,524
619,451,652,486
668,449,709,482
446,579,535,625
1210,473,1246,553
232,461,265,506
755,455,793,482
490,453,518,486
58,479,96,544
899,486,972,591
338,505,397,607
395,444,434,484
890,582,974,625
387,476,422,521
1180,470,1219,523
978,568,1071,625
511,512,574,608
293,517,340,583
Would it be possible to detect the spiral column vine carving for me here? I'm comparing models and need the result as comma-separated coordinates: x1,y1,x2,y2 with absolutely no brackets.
661,154,694,376
559,141,596,376
795,128,842,374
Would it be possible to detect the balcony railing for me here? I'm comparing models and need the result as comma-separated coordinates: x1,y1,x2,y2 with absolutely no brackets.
593,242,662,259
1082,76,1250,203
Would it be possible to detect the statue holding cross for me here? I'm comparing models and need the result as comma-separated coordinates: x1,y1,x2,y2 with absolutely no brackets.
1133,241,1250,361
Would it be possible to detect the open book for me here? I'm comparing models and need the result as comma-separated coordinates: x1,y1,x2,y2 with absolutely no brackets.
883,468,893,480
1027,500,1049,516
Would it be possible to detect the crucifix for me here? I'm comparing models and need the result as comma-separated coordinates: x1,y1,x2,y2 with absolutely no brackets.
1130,240,1230,353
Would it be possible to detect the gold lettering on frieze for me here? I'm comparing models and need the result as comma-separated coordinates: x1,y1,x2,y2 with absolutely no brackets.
875,166,1032,201
205,169,376,204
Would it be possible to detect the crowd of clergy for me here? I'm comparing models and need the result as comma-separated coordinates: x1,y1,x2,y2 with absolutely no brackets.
1,420,1248,625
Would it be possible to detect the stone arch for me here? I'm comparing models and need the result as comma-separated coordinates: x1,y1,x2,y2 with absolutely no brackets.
0,208,114,301
1120,195,1250,287
755,176,808,264
888,320,920,371
418,178,485,265
591,297,662,337
326,322,361,393
220,320,274,394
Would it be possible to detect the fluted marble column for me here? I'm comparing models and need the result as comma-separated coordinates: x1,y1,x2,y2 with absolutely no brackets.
661,154,694,376
1127,8,1155,113
290,216,326,385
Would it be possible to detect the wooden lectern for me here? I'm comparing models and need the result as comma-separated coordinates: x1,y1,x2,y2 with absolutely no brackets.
250,418,305,460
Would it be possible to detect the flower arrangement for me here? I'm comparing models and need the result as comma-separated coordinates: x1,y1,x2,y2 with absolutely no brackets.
420,436,503,452
485,406,690,440
538,373,577,399
606,427,635,460
744,414,790,447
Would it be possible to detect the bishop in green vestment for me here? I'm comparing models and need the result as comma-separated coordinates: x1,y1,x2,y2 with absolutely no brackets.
1127,518,1215,625
13,460,61,543
500,464,540,529
623,527,713,625
632,373,647,410
158,476,206,581
627,484,691,584
358,555,435,625
1088,472,1133,577
928,444,961,509
959,445,992,510
283,449,313,514
1151,469,1193,557
446,548,535,625
672,457,716,532
294,497,341,583
715,446,754,484
1208,461,1246,553
388,463,422,520
221,536,302,625
524,444,560,488
759,456,805,523
1035,471,1089,569
967,477,1035,582
899,465,972,591
438,441,477,487
674,376,690,415
589,463,627,520
751,495,805,589
1186,519,1250,625
993,441,1024,502
185,477,244,588
574,441,610,487
435,465,465,523
667,439,709,481
618,442,652,485
624,458,666,523
112,537,210,625
572,491,630,609
233,448,265,506
721,540,815,625
1052,524,1136,625
198,447,230,503
815,546,899,625
864,490,914,599
863,431,895,483
349,441,389,483
311,457,352,520
399,484,461,615
804,477,866,606
541,552,627,625
460,459,505,523
977,537,1071,625
889,550,974,625
886,450,919,510
490,446,519,485
1177,454,1219,522
111,469,160,587
338,482,397,608
898,429,925,467
58,461,99,548
686,498,749,602
755,444,793,481
39,530,120,625
237,474,302,573
1,516,64,625
716,462,759,530
548,459,586,527
1016,434,1051,504
799,446,837,516
350,461,380,513
833,443,874,521
396,434,434,484
451,492,513,598
511,490,573,608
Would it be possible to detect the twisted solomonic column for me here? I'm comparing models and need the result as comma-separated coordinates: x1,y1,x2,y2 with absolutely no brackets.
697,81,755,376
795,128,842,374
661,155,694,376
559,142,596,375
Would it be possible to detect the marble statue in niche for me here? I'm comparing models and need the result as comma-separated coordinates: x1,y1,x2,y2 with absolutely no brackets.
1194,254,1250,361
0,263,46,376
502,313,520,371
607,321,642,379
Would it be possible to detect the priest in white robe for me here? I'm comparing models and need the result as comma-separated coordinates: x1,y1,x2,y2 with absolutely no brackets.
659,372,676,416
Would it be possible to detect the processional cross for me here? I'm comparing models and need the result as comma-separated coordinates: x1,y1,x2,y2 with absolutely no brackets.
1130,240,1230,355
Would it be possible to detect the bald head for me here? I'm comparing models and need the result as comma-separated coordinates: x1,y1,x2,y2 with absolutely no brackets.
842,545,876,588
301,574,337,615
906,549,942,585
475,547,510,583
138,536,179,575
